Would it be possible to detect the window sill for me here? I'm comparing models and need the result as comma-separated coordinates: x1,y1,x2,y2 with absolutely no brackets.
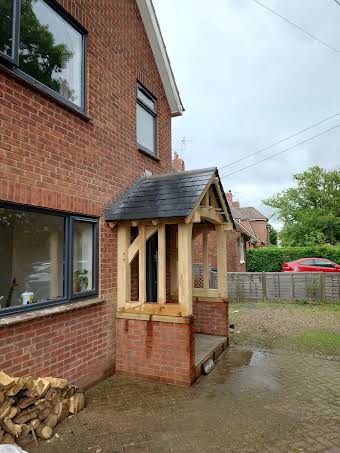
0,297,105,328
138,146,160,161
0,63,91,121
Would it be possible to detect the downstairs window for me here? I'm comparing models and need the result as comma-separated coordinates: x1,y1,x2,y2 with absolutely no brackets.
0,204,98,315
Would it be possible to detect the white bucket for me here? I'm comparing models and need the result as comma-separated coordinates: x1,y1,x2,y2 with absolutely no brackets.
22,292,34,305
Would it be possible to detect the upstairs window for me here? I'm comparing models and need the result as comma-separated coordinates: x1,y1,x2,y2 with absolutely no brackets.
0,0,87,111
136,83,157,156
0,0,19,63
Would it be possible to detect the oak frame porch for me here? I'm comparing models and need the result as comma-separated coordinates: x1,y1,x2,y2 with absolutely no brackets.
105,168,234,385
112,179,232,319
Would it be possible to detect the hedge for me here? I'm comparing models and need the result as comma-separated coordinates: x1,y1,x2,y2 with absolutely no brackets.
247,246,340,272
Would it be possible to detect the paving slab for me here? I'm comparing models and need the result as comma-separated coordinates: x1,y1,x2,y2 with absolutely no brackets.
30,346,340,453
194,333,226,365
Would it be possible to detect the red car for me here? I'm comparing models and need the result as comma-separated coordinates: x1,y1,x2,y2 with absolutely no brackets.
282,258,340,272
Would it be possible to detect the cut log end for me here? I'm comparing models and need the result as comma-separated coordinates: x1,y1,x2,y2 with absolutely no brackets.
35,423,53,440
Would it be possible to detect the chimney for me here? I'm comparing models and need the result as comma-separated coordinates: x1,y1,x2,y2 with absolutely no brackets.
172,152,185,172
226,191,240,208
226,190,233,202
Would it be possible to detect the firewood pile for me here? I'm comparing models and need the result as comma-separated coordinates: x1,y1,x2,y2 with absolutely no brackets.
0,371,85,448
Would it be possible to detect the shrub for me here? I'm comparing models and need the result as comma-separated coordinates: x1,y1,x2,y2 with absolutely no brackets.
247,246,340,272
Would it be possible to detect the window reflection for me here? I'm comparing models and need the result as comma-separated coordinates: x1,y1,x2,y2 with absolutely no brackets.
73,221,94,294
0,208,64,309
0,0,14,57
19,0,83,106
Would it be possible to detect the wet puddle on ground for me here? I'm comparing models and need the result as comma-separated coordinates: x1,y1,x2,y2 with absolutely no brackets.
204,348,281,393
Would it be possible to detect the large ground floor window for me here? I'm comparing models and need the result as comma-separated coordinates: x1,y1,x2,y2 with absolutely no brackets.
0,204,98,315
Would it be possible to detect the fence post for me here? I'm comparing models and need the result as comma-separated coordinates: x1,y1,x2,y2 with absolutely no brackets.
291,273,295,300
261,272,267,300
320,273,325,301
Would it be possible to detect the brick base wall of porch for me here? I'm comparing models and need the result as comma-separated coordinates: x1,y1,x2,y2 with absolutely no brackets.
193,300,229,337
116,318,195,386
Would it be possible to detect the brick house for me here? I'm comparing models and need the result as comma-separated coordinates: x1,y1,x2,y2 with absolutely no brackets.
0,0,184,387
0,0,232,387
226,191,270,247
193,191,269,273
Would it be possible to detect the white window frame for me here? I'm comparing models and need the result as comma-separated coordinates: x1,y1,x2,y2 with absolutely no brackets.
239,237,245,264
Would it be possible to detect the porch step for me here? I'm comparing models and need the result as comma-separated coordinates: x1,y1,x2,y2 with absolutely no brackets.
194,334,228,380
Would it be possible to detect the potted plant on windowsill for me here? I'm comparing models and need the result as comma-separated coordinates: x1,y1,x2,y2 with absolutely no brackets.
73,269,88,293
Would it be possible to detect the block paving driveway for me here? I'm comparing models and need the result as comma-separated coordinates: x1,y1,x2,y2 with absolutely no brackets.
32,346,340,453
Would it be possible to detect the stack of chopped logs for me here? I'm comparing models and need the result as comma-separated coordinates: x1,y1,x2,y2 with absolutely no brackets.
0,371,85,448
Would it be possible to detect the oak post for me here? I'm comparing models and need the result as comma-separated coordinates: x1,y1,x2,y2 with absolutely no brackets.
117,224,131,310
139,225,146,303
178,223,193,316
203,230,209,289
216,225,227,298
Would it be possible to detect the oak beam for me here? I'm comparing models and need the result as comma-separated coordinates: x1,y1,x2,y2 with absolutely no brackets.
128,226,157,264
199,207,224,225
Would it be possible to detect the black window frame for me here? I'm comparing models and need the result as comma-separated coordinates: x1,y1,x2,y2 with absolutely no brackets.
0,0,88,115
136,82,157,157
70,216,99,300
0,202,99,318
0,0,21,65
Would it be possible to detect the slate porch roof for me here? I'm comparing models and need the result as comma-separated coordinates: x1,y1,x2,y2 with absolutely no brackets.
104,167,233,222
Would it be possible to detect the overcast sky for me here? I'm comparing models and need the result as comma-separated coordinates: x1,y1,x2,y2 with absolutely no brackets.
153,0,340,228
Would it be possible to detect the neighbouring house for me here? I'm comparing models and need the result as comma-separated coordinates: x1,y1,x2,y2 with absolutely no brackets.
193,191,270,273
0,0,234,387
226,191,271,248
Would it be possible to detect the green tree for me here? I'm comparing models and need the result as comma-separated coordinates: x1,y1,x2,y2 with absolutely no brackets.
20,0,73,97
0,0,74,100
0,0,14,55
263,166,340,246
269,225,278,245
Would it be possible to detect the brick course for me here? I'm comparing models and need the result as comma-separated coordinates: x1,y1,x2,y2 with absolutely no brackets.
193,300,229,337
0,0,172,386
0,302,113,388
116,319,195,386
193,230,247,272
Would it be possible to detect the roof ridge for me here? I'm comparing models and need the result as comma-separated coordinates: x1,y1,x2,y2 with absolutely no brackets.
145,167,217,180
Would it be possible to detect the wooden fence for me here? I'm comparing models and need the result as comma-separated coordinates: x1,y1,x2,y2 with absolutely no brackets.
193,266,340,301
227,272,340,302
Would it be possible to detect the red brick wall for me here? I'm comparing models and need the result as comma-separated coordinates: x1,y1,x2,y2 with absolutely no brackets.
0,303,113,389
193,301,229,337
193,230,246,273
226,230,247,272
0,1,173,386
192,231,217,267
116,319,195,386
250,220,269,246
